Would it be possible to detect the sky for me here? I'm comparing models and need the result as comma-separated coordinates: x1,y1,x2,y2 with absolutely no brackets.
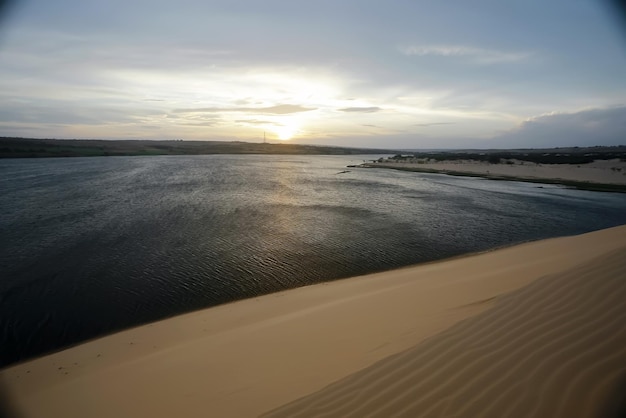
0,0,625,149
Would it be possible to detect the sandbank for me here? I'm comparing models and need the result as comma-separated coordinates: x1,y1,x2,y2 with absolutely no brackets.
365,159,626,192
1,225,626,417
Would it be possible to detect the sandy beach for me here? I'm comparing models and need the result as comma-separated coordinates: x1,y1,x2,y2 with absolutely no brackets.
1,225,625,417
366,159,626,190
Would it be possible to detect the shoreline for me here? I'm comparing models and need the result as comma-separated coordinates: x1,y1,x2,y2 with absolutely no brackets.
362,160,626,192
1,225,626,417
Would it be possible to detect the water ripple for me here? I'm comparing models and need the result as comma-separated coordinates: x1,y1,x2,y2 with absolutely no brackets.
1,154,626,367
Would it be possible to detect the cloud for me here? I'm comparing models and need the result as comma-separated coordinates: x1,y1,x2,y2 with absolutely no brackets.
172,104,316,114
415,122,455,127
489,106,626,148
0,102,153,125
234,119,278,125
1,2,623,148
338,106,381,113
178,122,217,127
399,45,531,64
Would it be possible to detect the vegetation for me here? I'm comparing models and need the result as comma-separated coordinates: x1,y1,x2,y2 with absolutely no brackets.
387,146,626,165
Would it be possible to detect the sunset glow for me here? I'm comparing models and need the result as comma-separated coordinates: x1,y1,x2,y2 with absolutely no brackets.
0,0,624,148
272,123,299,141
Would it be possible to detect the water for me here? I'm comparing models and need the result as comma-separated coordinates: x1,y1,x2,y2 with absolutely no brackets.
1,154,626,367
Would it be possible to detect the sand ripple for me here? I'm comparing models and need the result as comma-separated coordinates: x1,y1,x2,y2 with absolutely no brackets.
264,248,626,418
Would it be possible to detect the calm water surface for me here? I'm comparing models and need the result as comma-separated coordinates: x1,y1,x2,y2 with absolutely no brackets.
2,154,626,366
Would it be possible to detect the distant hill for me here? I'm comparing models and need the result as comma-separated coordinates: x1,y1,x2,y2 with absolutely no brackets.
0,137,400,158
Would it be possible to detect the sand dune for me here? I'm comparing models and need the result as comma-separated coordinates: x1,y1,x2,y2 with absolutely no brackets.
370,158,626,186
1,225,625,417
264,247,626,418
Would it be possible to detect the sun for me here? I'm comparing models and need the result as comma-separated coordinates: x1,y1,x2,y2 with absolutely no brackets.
272,123,298,140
